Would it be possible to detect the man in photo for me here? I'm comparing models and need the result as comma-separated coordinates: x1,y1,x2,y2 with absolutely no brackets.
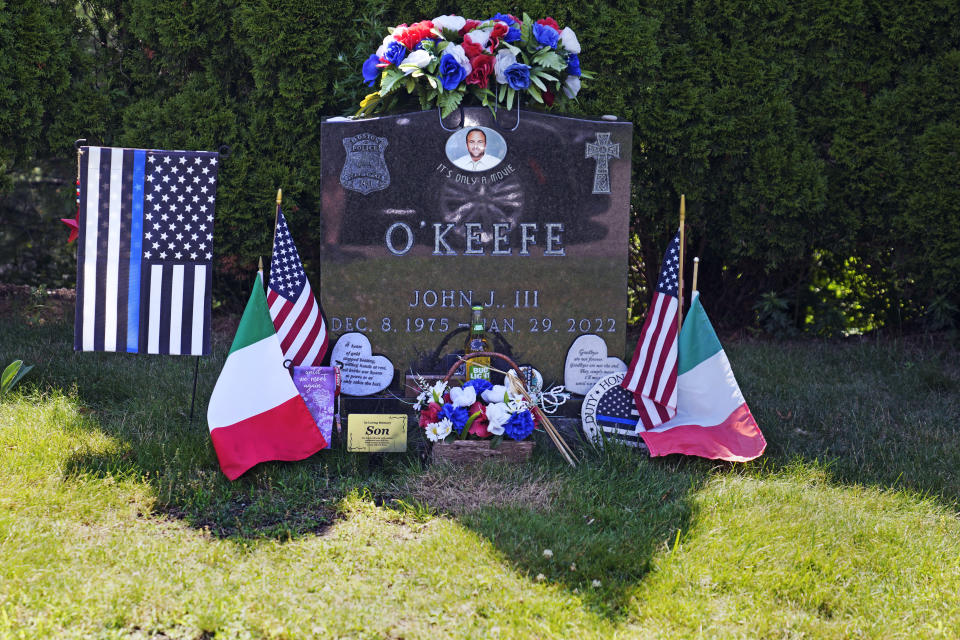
452,128,502,172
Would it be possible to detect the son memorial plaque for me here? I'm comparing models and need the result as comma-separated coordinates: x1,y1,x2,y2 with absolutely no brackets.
320,108,632,388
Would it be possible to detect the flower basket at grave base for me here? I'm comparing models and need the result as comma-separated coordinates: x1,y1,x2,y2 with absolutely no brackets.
413,351,535,465
414,351,578,466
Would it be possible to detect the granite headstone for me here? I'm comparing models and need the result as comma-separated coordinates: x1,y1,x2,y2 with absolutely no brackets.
320,107,632,389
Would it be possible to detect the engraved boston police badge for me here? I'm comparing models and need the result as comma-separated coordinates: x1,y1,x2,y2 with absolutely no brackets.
340,133,390,194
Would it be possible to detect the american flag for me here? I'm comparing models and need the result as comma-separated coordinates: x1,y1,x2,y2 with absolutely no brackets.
622,230,680,429
267,208,329,367
74,146,218,355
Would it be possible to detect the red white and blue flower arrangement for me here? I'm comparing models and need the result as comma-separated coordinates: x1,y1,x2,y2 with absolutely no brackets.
357,14,589,117
413,377,538,444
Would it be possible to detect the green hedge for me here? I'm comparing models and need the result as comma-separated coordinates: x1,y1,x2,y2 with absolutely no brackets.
2,0,958,331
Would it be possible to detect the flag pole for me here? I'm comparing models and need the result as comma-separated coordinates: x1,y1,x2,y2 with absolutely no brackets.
272,188,282,252
692,257,700,295
678,194,685,331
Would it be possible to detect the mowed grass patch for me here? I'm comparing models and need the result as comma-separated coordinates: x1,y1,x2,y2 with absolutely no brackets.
729,337,960,504
624,463,960,638
2,312,960,637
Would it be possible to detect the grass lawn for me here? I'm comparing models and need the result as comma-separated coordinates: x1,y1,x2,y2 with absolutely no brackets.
1,292,959,638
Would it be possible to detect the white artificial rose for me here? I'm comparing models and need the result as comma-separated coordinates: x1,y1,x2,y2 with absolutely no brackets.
444,43,472,74
563,75,581,98
559,27,581,54
494,50,517,84
400,49,432,74
375,35,394,59
481,384,509,404
449,386,477,408
485,403,510,435
432,14,467,33
465,28,492,49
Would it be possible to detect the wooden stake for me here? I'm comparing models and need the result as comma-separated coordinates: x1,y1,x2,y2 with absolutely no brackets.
678,195,685,331
483,363,578,467
692,257,700,295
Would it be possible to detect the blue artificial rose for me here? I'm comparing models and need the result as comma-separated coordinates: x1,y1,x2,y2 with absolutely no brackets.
504,63,531,91
463,379,494,396
533,23,559,49
384,40,407,67
505,26,522,42
504,410,535,440
438,53,468,90
362,53,381,87
566,53,581,77
441,402,470,431
490,12,517,25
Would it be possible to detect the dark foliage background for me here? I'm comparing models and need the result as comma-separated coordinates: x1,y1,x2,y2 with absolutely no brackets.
1,0,958,333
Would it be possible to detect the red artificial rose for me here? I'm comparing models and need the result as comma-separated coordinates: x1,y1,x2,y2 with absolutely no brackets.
467,401,490,437
543,89,555,106
461,38,484,59
487,21,509,49
459,19,482,36
536,17,561,32
465,54,495,88
397,20,434,50
419,402,441,428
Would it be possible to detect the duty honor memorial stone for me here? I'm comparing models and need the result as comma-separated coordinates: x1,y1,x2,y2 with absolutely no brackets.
320,108,632,387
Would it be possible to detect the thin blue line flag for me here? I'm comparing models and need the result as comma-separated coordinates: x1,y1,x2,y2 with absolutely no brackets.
74,146,219,355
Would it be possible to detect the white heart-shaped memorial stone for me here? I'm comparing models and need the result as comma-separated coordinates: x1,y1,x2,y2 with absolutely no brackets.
331,332,395,396
563,334,627,396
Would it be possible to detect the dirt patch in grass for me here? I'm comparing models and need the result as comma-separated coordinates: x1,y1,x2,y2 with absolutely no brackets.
401,466,562,515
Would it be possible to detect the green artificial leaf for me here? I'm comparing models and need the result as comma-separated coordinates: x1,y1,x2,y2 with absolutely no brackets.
405,76,416,93
439,89,464,118
498,84,507,102
506,87,516,111
528,84,544,103
520,15,533,46
502,42,521,56
379,70,404,96
461,411,482,439
535,51,567,72
532,70,559,83
426,75,438,90
530,74,547,92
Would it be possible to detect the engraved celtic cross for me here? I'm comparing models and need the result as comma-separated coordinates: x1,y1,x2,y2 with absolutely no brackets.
585,132,620,194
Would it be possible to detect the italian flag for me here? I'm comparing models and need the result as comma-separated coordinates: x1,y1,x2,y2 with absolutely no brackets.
207,273,327,480
639,292,766,462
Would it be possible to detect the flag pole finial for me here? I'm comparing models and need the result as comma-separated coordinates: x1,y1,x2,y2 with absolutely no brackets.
276,188,282,206
692,257,700,296
258,256,263,273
